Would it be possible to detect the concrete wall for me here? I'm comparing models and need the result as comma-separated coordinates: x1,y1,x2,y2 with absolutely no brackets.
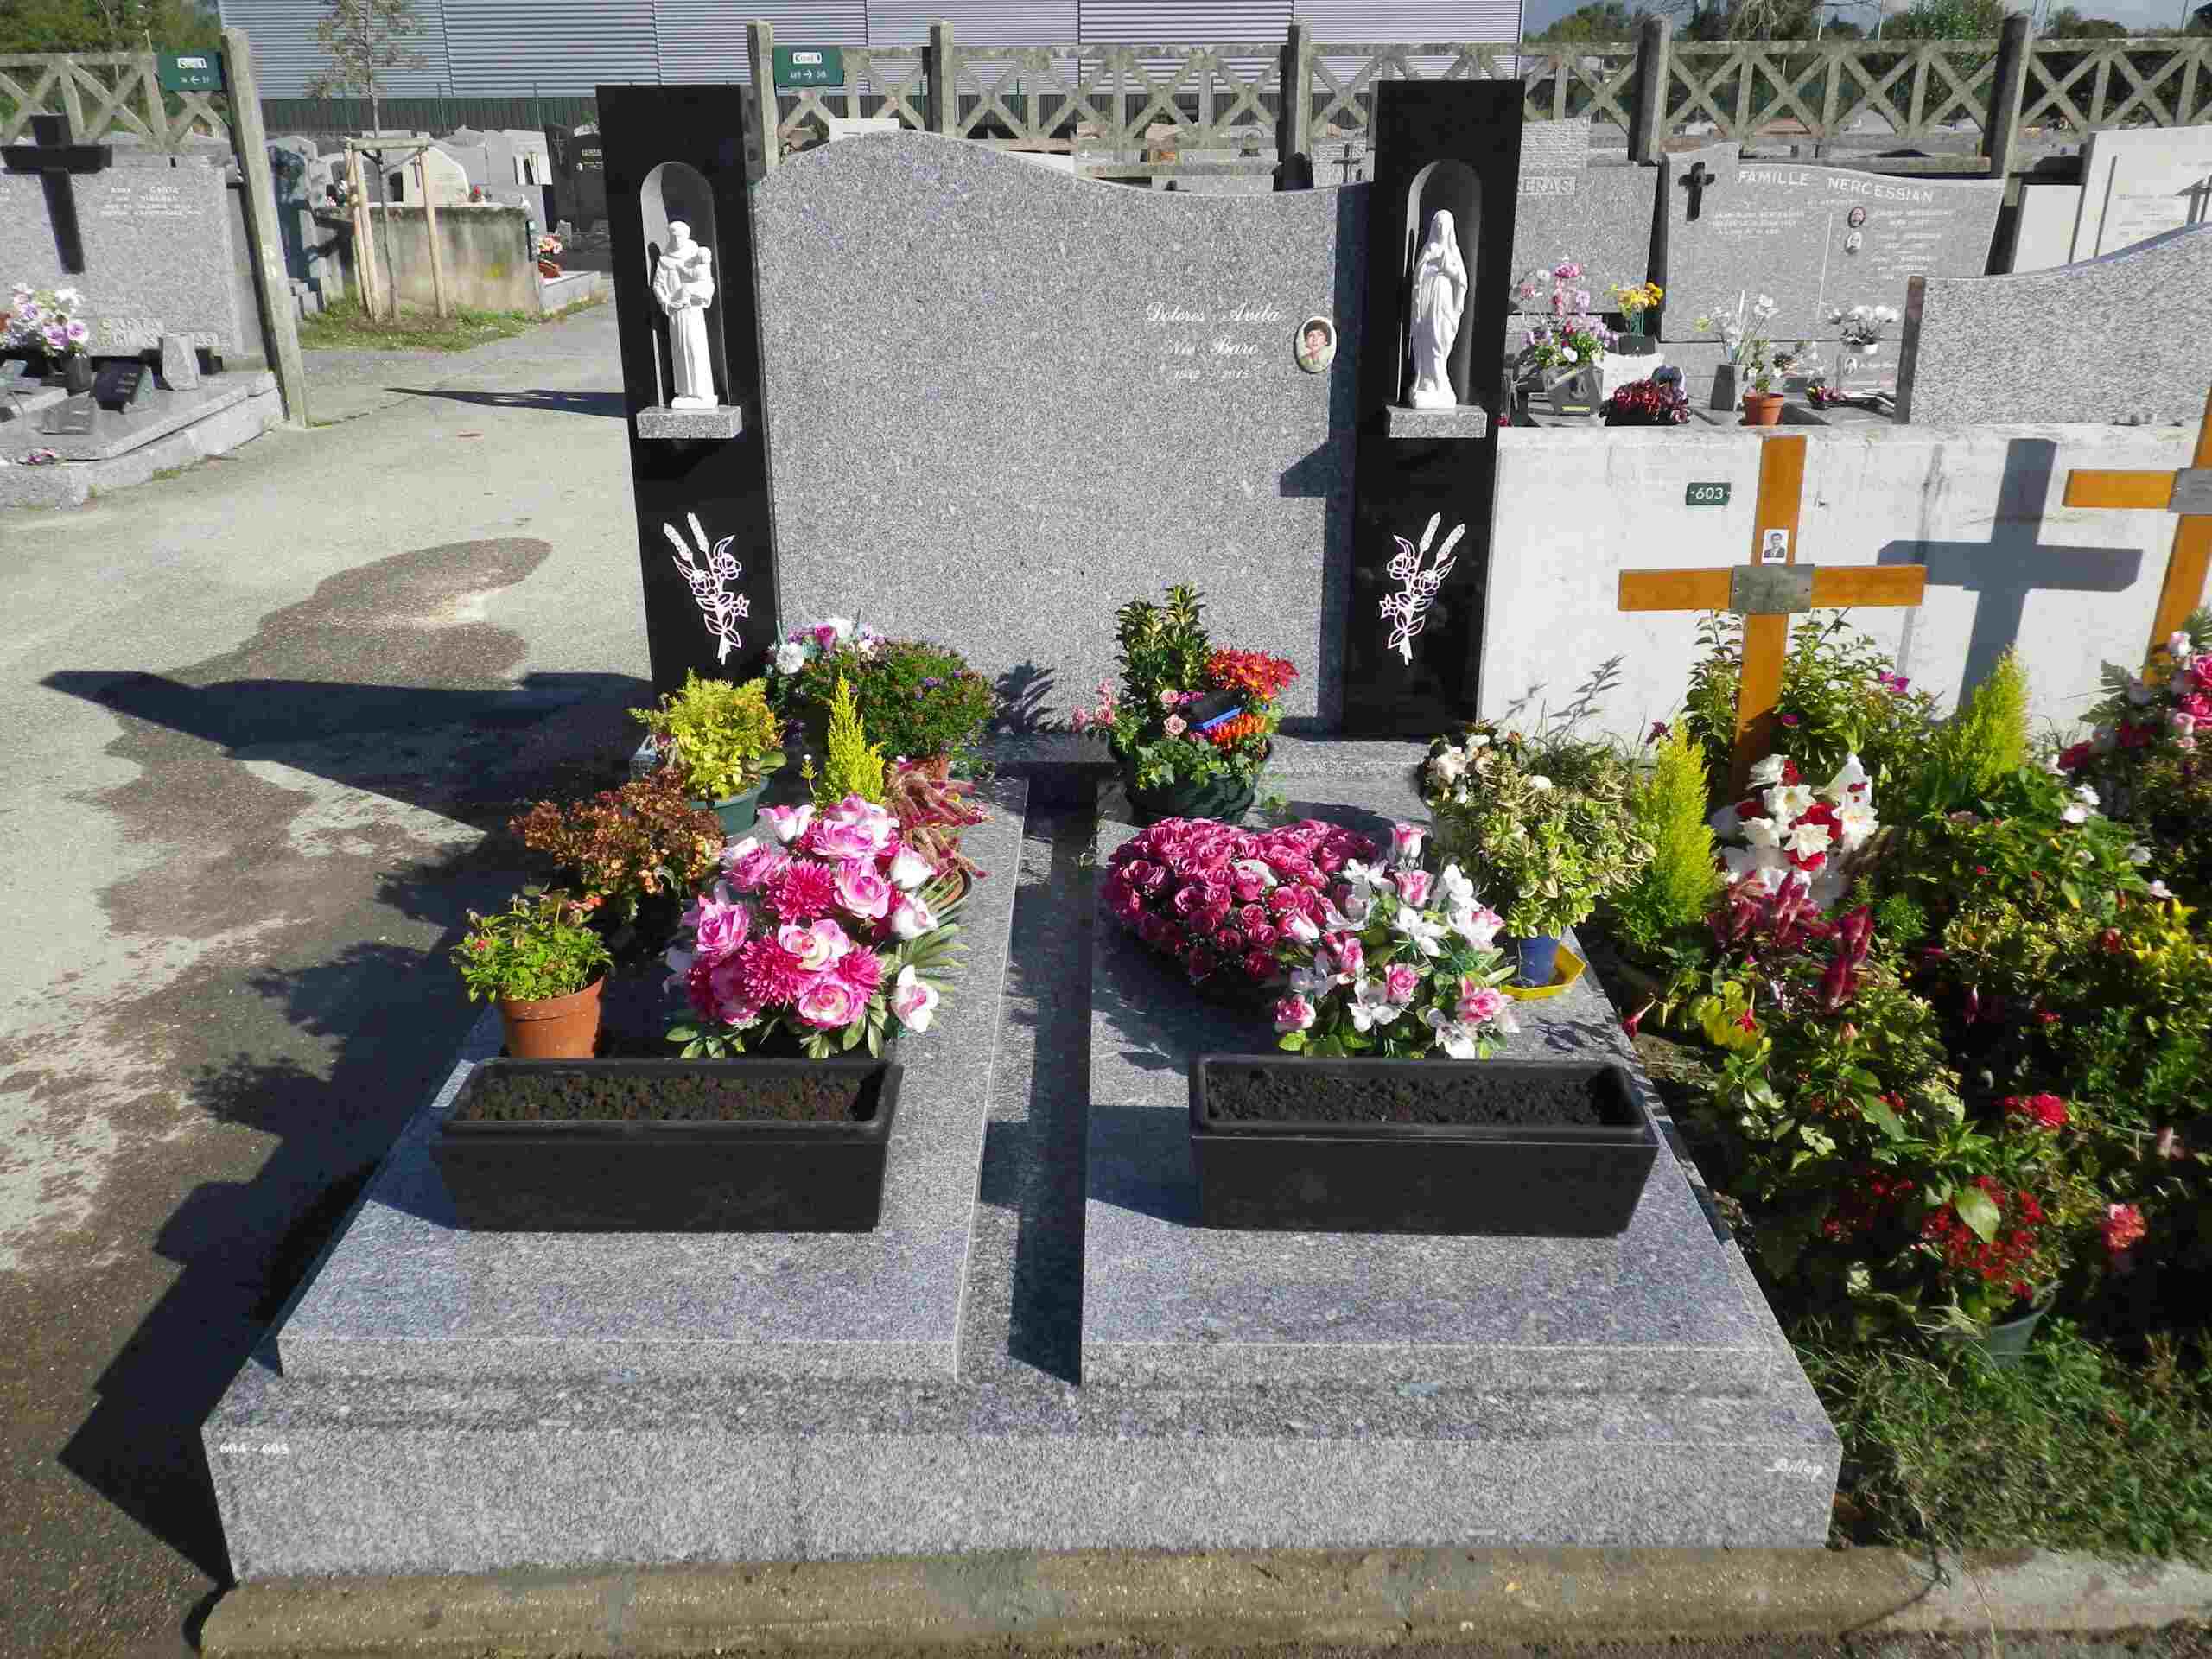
339,205,539,314
1483,420,2199,741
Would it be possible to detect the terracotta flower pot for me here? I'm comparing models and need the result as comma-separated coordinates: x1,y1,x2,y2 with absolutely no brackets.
1741,391,1786,426
497,976,606,1059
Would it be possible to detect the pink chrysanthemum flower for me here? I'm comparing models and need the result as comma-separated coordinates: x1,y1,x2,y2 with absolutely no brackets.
735,934,814,1006
832,948,884,999
767,858,839,923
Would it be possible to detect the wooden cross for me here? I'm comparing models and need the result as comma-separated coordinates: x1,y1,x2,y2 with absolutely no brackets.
0,114,114,276
2061,386,2212,664
1617,434,1929,792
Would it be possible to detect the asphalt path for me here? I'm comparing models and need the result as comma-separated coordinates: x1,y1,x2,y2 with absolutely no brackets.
0,307,650,1655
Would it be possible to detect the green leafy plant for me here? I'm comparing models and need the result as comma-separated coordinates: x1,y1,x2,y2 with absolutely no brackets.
770,620,997,770
1422,722,1652,938
452,889,613,1003
1913,648,2030,813
509,769,725,927
1613,721,1724,959
631,671,785,804
1683,611,1940,805
812,673,887,806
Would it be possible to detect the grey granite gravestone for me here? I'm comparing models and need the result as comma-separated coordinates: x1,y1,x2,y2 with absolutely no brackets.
1895,223,2212,427
2073,126,2212,262
1657,145,2002,356
1509,117,1659,315
752,133,1361,729
160,333,200,389
0,151,247,354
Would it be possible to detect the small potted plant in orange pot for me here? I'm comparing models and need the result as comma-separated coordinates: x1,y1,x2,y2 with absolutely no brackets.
454,889,615,1058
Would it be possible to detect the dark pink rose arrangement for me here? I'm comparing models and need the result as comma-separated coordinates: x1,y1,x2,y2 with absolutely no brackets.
1103,816,1377,990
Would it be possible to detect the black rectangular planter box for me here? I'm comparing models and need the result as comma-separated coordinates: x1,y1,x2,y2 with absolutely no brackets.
1189,1054,1656,1236
432,1058,899,1232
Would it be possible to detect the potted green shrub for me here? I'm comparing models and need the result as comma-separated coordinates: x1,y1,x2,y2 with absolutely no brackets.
768,618,997,775
1072,584,1296,825
632,671,785,836
1423,722,1652,988
453,889,615,1059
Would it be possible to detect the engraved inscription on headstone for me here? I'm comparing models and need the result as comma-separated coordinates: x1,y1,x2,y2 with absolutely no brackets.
2074,127,2212,260
1509,116,1657,316
1660,147,2002,345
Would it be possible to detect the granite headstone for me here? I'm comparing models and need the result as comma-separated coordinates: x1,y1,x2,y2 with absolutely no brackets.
0,150,247,354
1658,145,2002,351
2072,126,2212,261
1509,117,1659,315
751,133,1363,728
1895,223,2212,427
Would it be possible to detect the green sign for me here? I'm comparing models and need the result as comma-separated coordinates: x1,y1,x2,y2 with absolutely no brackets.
158,51,224,93
1684,481,1732,506
773,46,846,88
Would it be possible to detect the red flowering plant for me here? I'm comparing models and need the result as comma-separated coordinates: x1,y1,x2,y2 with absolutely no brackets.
663,794,966,1058
2056,612,2212,903
1103,815,1376,995
1072,585,1296,794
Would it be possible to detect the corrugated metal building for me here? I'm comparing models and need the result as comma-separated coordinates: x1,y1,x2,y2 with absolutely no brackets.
221,0,1524,99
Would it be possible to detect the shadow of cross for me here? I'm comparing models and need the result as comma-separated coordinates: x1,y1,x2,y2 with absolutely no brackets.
1877,437,2143,708
0,113,114,276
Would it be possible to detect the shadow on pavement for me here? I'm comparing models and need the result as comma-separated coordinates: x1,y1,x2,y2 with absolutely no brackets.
385,387,626,418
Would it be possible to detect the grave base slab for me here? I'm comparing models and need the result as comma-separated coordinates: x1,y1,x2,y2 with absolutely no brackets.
206,767,1836,1580
1,374,280,508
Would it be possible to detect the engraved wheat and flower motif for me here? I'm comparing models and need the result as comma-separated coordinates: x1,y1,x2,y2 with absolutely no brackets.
660,511,750,663
1380,513,1465,665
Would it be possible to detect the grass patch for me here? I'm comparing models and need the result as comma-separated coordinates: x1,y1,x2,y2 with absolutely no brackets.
1804,1317,2212,1563
298,296,542,353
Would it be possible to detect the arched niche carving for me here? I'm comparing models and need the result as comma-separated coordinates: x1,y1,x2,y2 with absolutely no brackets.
1399,159,1481,408
640,160,728,409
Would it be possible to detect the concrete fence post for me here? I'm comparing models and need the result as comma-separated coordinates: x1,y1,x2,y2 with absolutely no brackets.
929,19,957,136
221,27,310,426
1986,14,2034,183
1630,15,1672,164
746,19,779,171
1279,16,1313,176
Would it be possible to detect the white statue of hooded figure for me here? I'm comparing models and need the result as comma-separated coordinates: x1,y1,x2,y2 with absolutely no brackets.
1408,209,1468,409
652,219,718,408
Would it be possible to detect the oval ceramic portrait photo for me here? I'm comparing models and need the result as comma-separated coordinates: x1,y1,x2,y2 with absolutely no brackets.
1294,315,1337,373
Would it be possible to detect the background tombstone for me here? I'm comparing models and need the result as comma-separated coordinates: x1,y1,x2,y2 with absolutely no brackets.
389,145,469,207
436,127,493,190
1508,116,1658,316
546,124,606,230
2072,127,2212,262
1896,224,2212,427
1656,143,2002,385
601,85,776,697
1344,80,1524,737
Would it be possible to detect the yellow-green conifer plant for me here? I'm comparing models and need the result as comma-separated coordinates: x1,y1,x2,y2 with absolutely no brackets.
813,673,887,806
1935,647,2031,804
1613,722,1724,960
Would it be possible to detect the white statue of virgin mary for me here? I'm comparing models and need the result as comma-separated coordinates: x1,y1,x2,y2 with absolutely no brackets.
652,219,718,409
1408,209,1468,409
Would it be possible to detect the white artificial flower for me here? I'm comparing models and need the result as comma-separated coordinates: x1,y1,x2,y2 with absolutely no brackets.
1763,783,1815,823
1835,802,1880,852
2150,880,2175,899
1287,963,1331,998
1783,818,1834,859
1823,753,1870,803
1346,977,1402,1032
1748,754,1789,788
1422,1007,1480,1060
1438,862,1478,912
2060,803,2090,825
1430,749,1467,785
823,615,855,642
1283,912,1321,946
890,892,938,940
1392,907,1449,957
773,640,808,675
888,847,934,890
2129,843,2153,867
2074,784,2101,808
1744,816,1786,850
2043,753,2068,778
1449,904,1504,950
1526,775,1555,792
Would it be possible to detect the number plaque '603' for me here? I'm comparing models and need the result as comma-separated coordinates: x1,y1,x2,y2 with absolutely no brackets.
1684,482,1731,506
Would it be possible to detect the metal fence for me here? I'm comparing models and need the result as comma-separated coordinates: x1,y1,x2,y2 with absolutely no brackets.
9,24,2209,163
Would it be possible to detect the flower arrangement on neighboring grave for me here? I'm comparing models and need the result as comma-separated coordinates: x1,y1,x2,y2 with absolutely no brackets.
1421,722,1652,942
1272,821,1522,1061
1831,303,1900,348
769,614,998,774
1608,279,1663,337
3,283,91,359
1103,816,1375,994
664,795,966,1058
1516,260,1615,371
1707,752,1883,912
1603,378,1689,427
1072,584,1296,795
1694,289,1781,391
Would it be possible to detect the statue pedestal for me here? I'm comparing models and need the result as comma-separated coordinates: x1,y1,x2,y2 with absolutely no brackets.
1383,404,1490,441
636,404,745,441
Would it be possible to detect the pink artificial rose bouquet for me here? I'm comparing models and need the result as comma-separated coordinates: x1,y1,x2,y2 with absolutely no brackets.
664,793,963,1058
1103,816,1378,992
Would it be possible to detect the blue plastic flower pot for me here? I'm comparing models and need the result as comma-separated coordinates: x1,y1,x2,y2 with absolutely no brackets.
1510,933,1562,988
